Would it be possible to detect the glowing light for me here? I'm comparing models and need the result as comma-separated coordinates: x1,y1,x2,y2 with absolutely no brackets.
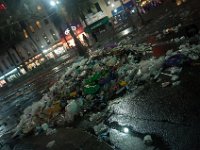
123,127,129,133
114,9,117,13
0,3,6,11
56,1,60,4
0,68,18,80
111,4,115,7
50,1,56,6
37,5,42,10
42,49,48,53
121,28,132,36
65,26,77,35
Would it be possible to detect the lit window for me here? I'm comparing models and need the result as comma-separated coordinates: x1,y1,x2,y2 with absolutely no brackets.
42,33,51,45
36,21,41,29
50,29,58,41
23,29,29,38
37,5,42,10
29,25,35,33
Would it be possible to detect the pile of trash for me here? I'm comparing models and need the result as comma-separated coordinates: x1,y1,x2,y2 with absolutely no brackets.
13,40,200,137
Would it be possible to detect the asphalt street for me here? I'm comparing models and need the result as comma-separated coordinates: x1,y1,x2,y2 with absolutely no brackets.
0,57,75,139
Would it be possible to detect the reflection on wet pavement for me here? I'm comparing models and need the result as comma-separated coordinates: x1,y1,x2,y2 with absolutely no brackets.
0,61,74,139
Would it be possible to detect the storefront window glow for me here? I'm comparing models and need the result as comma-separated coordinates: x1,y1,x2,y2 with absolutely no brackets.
23,29,29,38
0,80,6,87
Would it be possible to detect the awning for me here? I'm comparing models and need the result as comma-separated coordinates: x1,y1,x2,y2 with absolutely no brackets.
84,17,109,33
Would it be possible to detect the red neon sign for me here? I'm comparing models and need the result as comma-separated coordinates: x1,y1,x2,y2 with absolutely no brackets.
0,3,6,11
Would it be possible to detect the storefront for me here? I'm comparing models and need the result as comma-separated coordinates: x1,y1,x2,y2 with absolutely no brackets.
0,79,6,87
84,11,110,34
25,54,45,70
64,24,85,47
85,16,109,33
0,68,21,83
43,41,67,59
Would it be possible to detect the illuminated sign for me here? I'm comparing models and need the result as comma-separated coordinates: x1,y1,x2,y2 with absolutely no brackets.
0,3,6,11
64,26,77,35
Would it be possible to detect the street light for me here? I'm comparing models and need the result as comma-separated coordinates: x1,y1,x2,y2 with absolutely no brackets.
50,0,60,7
50,1,56,6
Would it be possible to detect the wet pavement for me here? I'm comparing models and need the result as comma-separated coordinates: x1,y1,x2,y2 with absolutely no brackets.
108,64,200,150
0,57,76,140
13,128,112,150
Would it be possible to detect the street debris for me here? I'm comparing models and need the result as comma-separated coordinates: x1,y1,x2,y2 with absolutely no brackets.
11,25,200,150
163,24,182,35
46,140,55,148
143,135,153,146
162,82,171,88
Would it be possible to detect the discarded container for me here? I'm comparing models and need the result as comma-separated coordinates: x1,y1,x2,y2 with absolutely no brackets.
44,101,61,117
164,54,191,67
46,128,57,135
143,135,153,146
116,87,126,95
41,123,48,131
46,140,55,148
171,75,179,81
172,81,181,86
119,81,128,87
162,82,171,88
93,123,108,135
70,91,77,97
84,85,100,95
85,72,102,84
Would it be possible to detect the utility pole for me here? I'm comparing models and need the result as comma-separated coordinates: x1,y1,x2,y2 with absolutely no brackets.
55,2,88,56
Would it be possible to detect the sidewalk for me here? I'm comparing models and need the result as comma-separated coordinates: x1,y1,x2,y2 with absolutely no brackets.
13,128,112,150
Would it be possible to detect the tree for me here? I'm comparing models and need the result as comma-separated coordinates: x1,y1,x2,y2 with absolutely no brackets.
56,0,93,57
0,0,24,48
64,0,93,27
0,1,25,72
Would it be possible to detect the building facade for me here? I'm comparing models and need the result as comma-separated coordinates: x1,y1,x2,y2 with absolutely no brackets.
0,48,22,87
89,0,131,18
0,1,63,86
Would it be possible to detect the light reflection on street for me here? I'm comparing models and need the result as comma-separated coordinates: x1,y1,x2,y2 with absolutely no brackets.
0,60,74,139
